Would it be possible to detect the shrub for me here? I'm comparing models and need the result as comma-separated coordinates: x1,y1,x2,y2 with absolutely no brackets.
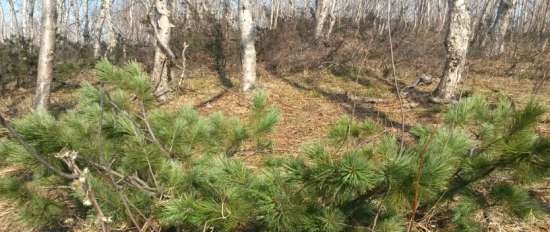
0,61,548,231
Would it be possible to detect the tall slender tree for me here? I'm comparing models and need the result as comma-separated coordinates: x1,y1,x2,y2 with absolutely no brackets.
0,3,4,43
7,0,18,37
93,0,115,58
239,0,257,92
22,0,36,39
35,0,57,110
83,0,90,43
314,0,329,40
433,0,471,101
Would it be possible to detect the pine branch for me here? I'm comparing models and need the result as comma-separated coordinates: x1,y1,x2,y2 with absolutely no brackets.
432,152,532,206
0,113,78,180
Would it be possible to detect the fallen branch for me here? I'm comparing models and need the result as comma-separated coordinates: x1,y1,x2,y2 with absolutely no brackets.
56,150,111,232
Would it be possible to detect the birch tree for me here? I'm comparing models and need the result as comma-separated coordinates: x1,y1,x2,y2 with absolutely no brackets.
484,0,517,57
151,0,174,100
0,4,4,43
7,0,19,37
83,0,90,43
239,0,257,92
433,0,471,101
71,0,81,42
23,0,35,39
314,0,329,40
35,0,57,110
325,0,337,39
93,0,115,58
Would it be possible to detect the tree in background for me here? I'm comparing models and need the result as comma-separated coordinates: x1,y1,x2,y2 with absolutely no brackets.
22,0,35,39
93,0,115,58
484,0,517,57
6,0,19,38
314,0,329,40
433,0,471,101
35,0,57,110
82,0,90,43
0,4,4,43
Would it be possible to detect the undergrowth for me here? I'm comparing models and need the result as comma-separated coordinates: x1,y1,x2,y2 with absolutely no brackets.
0,60,548,231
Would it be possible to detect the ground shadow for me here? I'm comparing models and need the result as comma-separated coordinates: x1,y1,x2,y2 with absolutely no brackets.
275,74,414,132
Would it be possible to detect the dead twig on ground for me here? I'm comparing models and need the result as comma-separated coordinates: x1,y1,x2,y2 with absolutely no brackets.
55,150,111,232
407,131,435,232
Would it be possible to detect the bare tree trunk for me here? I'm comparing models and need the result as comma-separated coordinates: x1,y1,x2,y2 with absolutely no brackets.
7,0,19,37
128,0,135,41
22,0,35,39
83,0,90,43
93,0,114,58
354,0,364,27
56,0,66,35
326,0,337,39
35,0,57,110
105,0,116,53
433,0,471,101
303,0,310,17
269,0,275,29
70,0,80,43
274,0,280,28
151,0,173,100
314,0,329,40
0,5,4,43
239,0,257,92
484,0,517,57
471,0,493,46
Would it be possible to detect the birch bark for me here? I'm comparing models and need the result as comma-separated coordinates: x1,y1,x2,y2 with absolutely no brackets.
239,0,257,92
433,0,471,101
35,0,57,110
151,0,174,100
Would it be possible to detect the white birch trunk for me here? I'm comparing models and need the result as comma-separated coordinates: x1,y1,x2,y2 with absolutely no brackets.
22,0,35,39
83,0,90,43
105,0,116,53
7,0,19,37
485,0,517,57
434,0,471,101
72,0,80,43
151,0,174,100
274,0,280,28
35,0,57,110
326,0,337,39
314,0,329,40
93,0,114,57
56,0,65,35
269,0,275,29
239,0,257,92
0,5,4,43
303,0,310,17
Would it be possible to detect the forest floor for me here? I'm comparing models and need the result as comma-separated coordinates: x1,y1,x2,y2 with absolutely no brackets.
0,62,549,231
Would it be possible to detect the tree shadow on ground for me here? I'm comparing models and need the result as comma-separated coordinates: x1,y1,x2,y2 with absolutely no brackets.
326,63,440,112
274,75,414,132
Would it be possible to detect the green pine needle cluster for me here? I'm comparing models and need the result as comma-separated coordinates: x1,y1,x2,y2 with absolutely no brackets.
0,61,548,231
